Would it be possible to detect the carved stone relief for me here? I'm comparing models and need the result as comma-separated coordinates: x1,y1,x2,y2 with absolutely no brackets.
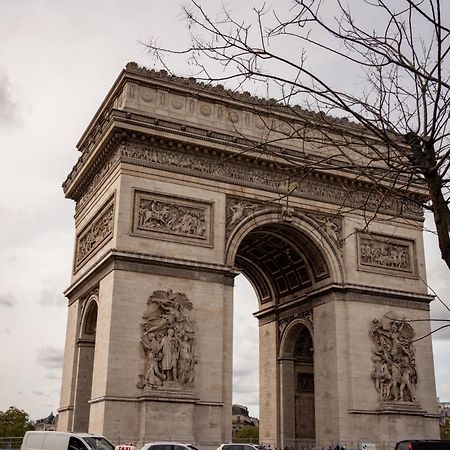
225,198,261,236
72,144,121,214
369,313,417,403
225,196,343,249
75,197,115,268
137,289,195,390
132,190,213,246
71,137,422,221
279,310,313,338
357,232,416,276
309,212,343,249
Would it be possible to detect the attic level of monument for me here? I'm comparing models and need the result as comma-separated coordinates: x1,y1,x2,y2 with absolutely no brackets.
63,63,426,211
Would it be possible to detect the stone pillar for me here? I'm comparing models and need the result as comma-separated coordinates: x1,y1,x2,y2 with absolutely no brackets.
57,300,82,432
279,359,295,447
259,320,279,447
72,340,95,432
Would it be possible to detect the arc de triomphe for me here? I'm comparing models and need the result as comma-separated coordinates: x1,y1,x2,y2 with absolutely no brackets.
58,63,439,447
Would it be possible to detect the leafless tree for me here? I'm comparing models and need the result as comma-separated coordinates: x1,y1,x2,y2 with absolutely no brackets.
146,0,450,270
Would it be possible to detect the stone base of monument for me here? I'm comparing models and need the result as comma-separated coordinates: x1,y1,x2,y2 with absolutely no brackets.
378,400,426,415
140,382,198,402
137,385,201,443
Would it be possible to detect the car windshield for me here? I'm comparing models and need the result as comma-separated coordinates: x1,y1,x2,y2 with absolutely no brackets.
187,446,199,450
84,437,115,450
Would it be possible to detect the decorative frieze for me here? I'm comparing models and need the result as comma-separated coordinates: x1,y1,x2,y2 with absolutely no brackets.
75,146,121,214
369,313,417,403
73,137,422,220
75,196,115,269
132,190,213,246
357,232,416,277
137,289,195,390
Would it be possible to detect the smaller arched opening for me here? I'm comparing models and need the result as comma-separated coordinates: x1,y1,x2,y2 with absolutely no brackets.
280,320,315,447
72,292,98,432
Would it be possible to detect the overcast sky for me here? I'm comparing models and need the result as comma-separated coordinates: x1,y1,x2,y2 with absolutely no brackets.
0,1,448,422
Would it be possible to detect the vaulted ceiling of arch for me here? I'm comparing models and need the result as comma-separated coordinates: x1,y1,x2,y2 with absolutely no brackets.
235,224,329,304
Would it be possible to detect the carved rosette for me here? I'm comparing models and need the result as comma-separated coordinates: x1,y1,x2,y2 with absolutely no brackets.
137,290,195,391
369,313,417,403
278,310,313,339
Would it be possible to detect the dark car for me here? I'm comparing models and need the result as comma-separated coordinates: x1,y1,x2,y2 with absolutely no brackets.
395,440,450,450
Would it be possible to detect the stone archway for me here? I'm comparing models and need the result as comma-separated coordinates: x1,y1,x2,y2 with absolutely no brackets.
227,212,340,446
72,290,98,432
279,320,315,447
58,64,440,447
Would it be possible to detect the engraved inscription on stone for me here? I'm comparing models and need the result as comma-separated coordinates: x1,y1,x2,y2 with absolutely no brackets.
369,313,417,403
357,232,415,275
132,190,213,246
137,289,195,390
75,197,114,268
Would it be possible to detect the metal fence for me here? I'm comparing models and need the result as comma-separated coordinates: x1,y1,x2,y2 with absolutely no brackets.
0,436,399,450
0,437,23,449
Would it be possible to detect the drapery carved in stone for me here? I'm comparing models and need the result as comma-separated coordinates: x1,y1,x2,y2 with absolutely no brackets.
133,190,212,246
369,313,417,403
75,197,115,268
137,289,195,390
358,232,415,275
226,198,260,236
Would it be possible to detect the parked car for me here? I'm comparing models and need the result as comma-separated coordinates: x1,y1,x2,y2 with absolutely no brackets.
395,440,450,450
20,431,115,450
216,444,260,450
185,445,199,450
140,442,198,450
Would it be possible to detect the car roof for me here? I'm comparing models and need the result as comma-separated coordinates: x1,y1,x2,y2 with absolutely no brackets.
142,443,191,446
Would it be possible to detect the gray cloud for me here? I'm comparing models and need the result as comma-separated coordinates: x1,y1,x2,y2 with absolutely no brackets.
431,298,450,341
45,372,62,380
32,390,47,397
0,293,16,308
0,70,22,131
1,326,11,335
36,346,64,370
39,288,66,307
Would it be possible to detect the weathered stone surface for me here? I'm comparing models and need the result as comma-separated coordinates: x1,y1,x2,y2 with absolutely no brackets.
58,64,439,448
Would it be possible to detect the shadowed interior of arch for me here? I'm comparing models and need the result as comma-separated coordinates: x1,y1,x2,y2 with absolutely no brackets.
233,222,323,444
234,223,330,304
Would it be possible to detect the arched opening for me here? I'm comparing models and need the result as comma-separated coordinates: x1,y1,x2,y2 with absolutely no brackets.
72,293,98,432
232,275,259,441
229,217,336,447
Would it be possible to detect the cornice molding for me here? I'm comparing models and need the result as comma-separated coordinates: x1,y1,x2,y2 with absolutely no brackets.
68,130,423,221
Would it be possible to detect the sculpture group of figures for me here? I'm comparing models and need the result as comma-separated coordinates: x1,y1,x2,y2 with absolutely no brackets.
137,289,195,390
138,198,206,238
369,313,417,402
360,239,409,270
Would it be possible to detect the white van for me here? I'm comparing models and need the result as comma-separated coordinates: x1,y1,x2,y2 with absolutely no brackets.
21,431,115,450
